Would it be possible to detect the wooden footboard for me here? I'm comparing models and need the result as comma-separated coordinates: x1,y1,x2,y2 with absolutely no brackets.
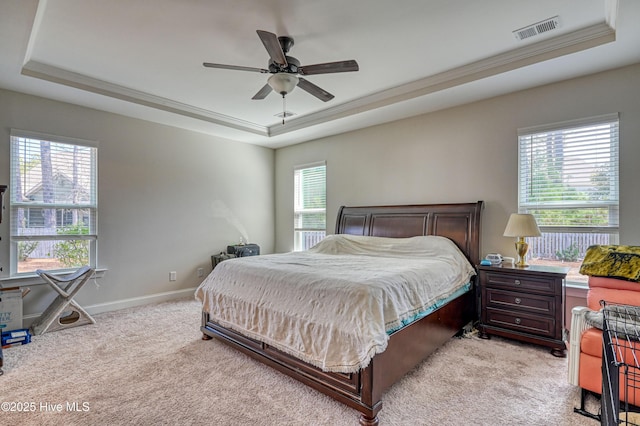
201,287,475,425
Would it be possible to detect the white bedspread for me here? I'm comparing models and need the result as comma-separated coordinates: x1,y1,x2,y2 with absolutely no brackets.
195,234,475,373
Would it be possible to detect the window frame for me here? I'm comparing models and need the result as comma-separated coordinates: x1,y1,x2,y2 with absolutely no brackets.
9,129,98,276
293,161,326,251
516,114,619,285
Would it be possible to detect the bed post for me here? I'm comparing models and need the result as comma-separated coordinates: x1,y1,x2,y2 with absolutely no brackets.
201,311,213,340
359,414,379,426
358,363,382,425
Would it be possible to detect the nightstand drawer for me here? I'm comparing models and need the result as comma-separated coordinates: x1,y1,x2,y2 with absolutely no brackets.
483,272,556,294
485,307,556,338
484,288,555,316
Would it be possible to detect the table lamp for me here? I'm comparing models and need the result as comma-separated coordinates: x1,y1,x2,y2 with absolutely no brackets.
503,213,541,267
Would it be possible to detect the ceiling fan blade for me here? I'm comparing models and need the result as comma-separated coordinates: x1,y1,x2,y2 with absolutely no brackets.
256,30,288,67
299,60,359,75
203,62,269,73
252,84,273,100
297,78,334,102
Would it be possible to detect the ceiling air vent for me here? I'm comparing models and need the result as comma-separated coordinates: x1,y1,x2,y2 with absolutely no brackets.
513,16,561,41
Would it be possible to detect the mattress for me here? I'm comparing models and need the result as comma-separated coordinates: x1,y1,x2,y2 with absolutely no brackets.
195,234,475,373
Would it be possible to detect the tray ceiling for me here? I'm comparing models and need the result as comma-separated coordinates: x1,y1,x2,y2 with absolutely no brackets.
1,0,638,148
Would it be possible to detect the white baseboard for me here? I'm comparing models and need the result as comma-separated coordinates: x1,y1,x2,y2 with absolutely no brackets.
22,287,197,328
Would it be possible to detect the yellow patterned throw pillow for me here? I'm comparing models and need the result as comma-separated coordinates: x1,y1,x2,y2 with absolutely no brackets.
579,245,640,282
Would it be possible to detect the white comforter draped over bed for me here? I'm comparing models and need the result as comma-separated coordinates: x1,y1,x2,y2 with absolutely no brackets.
195,235,475,373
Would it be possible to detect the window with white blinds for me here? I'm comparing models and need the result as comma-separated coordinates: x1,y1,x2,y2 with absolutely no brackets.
10,130,98,275
517,114,619,283
294,162,326,251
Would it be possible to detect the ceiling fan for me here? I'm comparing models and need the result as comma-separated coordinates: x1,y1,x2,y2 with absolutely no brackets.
203,30,359,103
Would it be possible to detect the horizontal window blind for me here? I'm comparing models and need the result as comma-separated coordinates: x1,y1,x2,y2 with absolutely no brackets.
517,114,619,232
10,130,98,273
294,163,326,251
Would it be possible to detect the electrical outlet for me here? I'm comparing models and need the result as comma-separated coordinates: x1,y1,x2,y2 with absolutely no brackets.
197,268,204,278
169,271,177,281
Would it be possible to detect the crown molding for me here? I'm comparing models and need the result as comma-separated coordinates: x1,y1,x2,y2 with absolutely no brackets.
269,21,615,136
21,60,268,136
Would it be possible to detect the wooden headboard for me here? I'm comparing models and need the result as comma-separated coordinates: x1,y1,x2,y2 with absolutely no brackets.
335,201,484,265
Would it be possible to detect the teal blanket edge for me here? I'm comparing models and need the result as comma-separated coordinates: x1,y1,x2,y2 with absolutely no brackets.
386,282,472,335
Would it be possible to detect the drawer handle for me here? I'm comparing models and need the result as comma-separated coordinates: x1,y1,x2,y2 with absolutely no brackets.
514,279,521,285
515,297,521,304
515,318,521,325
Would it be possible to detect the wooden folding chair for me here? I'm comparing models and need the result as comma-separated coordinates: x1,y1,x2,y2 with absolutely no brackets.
31,266,96,335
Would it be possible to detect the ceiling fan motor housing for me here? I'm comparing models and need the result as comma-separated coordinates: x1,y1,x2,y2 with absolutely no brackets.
269,56,300,74
278,36,294,53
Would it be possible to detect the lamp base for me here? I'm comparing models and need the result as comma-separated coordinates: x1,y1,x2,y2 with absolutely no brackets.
515,237,529,268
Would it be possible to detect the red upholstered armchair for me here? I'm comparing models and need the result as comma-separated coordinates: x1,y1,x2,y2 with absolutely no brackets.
568,245,640,418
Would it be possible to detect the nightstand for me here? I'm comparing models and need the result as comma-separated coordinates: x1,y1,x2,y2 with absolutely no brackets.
477,263,570,357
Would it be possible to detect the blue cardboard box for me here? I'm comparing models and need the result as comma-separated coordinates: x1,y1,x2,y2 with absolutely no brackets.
2,328,31,347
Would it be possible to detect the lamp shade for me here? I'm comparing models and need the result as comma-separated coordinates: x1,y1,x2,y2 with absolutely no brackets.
503,213,541,237
268,73,299,95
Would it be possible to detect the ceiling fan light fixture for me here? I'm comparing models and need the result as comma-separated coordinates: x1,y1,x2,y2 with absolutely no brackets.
268,73,299,95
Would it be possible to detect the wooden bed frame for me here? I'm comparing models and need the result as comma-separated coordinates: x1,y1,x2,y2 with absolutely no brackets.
201,201,484,425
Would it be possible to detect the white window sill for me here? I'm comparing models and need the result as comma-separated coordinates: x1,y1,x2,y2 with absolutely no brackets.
565,281,588,298
0,268,107,288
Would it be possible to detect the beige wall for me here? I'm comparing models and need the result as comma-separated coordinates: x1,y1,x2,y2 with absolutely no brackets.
3,63,639,322
0,89,274,318
274,63,640,262
275,62,640,330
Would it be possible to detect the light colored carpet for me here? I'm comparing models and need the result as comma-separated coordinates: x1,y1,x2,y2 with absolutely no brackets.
1,298,599,425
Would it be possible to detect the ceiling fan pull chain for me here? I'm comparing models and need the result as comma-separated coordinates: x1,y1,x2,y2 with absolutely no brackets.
282,94,286,125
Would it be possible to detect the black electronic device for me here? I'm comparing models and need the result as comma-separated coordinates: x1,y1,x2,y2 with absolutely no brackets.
227,243,260,257
211,252,236,269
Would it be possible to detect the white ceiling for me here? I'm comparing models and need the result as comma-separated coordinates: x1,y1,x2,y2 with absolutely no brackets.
1,0,638,148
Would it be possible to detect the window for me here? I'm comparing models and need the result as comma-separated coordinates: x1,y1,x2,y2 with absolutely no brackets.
10,130,98,275
294,162,326,251
518,114,619,284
